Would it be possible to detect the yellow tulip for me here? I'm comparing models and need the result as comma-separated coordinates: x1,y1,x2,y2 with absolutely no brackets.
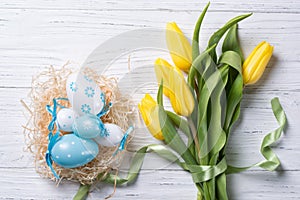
138,94,164,140
154,58,184,98
154,58,195,116
166,22,192,72
243,41,274,85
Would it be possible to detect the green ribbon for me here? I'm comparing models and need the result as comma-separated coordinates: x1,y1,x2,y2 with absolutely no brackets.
227,97,287,173
188,157,227,183
73,185,90,200
102,144,187,185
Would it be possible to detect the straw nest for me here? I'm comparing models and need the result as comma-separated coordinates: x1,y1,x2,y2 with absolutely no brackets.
23,62,134,185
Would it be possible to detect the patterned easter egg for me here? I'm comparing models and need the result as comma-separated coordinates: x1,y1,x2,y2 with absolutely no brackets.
56,108,79,132
94,123,124,147
73,114,106,139
51,134,99,168
66,72,105,115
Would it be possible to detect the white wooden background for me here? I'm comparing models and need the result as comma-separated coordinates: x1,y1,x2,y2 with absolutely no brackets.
1,0,300,199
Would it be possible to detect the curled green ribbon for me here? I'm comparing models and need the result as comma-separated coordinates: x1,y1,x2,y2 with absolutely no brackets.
227,97,287,173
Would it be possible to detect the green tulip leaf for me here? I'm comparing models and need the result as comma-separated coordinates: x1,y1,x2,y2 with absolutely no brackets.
192,2,210,61
157,80,164,106
216,173,228,200
159,105,197,165
219,51,242,74
197,66,229,160
166,110,196,156
207,13,252,62
222,24,244,61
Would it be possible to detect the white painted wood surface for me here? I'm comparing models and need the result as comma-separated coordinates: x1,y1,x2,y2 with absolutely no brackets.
0,0,300,199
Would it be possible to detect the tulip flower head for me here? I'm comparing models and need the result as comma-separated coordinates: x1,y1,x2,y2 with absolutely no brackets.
243,41,274,85
154,58,184,98
138,94,164,140
166,22,192,72
154,58,195,116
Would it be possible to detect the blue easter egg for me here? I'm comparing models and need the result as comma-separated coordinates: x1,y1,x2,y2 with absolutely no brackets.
51,134,99,168
72,114,105,139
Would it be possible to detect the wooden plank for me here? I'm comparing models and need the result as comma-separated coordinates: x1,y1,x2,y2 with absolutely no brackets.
0,168,299,199
0,0,299,13
0,10,299,87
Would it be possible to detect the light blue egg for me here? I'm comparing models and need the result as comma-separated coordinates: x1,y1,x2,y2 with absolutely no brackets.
51,134,99,168
72,114,105,139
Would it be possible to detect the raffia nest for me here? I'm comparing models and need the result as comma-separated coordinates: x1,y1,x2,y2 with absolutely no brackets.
23,62,134,185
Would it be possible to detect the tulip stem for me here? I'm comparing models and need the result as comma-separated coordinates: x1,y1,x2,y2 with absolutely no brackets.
196,183,205,200
188,116,201,163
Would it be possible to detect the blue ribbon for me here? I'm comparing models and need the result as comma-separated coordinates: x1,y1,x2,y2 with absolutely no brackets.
45,98,68,179
97,92,112,118
114,126,134,156
55,97,68,108
46,98,68,133
98,119,109,137
45,131,61,179
46,99,57,132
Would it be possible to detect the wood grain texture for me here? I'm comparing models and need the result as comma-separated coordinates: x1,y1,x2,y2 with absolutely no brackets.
0,0,299,199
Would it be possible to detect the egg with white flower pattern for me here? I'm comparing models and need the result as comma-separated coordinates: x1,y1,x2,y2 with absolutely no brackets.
51,134,99,168
66,72,105,116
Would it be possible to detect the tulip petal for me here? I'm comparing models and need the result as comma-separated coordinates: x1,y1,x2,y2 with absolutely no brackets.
245,42,270,77
248,46,274,84
243,41,273,85
243,41,266,68
166,22,192,72
154,58,194,116
138,94,164,140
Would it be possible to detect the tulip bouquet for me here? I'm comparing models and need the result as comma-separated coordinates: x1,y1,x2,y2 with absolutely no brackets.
137,3,287,200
